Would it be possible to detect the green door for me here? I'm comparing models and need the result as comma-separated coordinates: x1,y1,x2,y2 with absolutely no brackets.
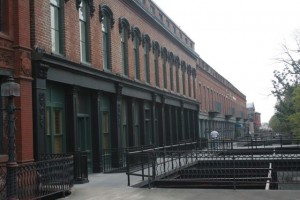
101,95,111,170
77,114,92,172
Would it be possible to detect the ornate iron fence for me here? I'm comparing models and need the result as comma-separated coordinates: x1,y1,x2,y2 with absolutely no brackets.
0,163,6,200
126,139,300,190
0,154,73,200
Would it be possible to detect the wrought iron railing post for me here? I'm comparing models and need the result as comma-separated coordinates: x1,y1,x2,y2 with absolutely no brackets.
152,150,156,185
103,150,106,172
141,147,144,181
233,154,236,190
147,153,151,189
126,149,130,186
6,96,18,200
163,146,166,173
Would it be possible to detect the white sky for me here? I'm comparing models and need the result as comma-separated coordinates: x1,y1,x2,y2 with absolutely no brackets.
153,0,300,123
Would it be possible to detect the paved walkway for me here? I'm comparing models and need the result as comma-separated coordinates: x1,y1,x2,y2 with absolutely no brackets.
60,173,300,200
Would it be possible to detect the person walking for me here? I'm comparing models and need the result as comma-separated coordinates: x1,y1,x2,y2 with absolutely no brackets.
210,130,219,150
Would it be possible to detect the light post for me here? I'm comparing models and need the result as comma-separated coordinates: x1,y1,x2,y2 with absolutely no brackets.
1,76,20,200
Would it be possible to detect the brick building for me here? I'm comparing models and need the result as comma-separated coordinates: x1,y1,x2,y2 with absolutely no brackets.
0,0,33,164
0,0,247,174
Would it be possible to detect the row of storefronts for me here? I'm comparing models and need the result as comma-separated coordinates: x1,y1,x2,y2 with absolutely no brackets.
0,0,248,175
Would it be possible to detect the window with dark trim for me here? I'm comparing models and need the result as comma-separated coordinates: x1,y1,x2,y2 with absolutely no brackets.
79,0,90,62
132,27,141,80
153,41,160,87
164,52,174,90
142,34,151,83
162,48,169,89
100,5,114,71
119,17,130,76
181,61,186,95
174,56,180,93
187,65,191,97
51,0,64,54
192,68,196,99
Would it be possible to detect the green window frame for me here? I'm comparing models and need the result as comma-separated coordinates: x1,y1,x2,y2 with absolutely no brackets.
100,5,114,71
79,0,90,62
187,65,191,97
153,41,160,87
50,0,63,54
174,56,180,93
144,103,152,145
163,56,167,89
121,99,128,148
181,61,186,95
132,27,141,80
133,101,140,147
142,34,151,83
168,51,174,91
46,85,66,154
119,17,130,76
192,68,196,99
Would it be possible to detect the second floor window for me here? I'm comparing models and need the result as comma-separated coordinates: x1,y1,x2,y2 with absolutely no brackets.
79,1,89,62
119,18,130,76
100,5,114,71
175,56,180,93
187,65,191,97
50,0,63,54
142,34,151,83
162,48,168,89
153,41,160,87
132,27,141,80
181,61,186,95
192,68,196,99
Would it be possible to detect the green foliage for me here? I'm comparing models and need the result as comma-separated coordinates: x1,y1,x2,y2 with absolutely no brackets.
288,86,300,137
271,31,300,136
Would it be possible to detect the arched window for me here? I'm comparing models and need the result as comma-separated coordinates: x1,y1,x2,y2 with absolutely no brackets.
100,5,114,71
119,17,130,76
50,0,64,54
167,51,174,90
181,61,186,95
187,64,191,97
192,68,196,99
152,41,160,86
174,56,180,93
132,27,141,80
142,34,151,83
162,47,168,90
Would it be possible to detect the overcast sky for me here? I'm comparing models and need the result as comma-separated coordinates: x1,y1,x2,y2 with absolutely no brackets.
152,0,300,123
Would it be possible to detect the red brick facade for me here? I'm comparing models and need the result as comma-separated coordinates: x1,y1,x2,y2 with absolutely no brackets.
0,0,33,162
0,0,247,164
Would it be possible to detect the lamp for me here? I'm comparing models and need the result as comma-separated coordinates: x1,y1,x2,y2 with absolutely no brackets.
1,76,20,200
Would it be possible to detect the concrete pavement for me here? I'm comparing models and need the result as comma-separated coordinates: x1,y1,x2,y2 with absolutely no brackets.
60,173,300,200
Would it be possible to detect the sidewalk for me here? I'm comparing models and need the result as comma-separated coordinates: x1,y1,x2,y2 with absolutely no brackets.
60,173,300,200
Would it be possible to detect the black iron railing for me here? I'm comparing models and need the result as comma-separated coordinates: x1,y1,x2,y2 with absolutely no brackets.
102,145,154,173
0,154,73,200
126,139,300,190
74,151,89,183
